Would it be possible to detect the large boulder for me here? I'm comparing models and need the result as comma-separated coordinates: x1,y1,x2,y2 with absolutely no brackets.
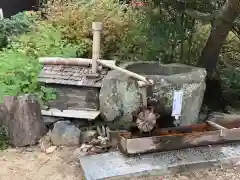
100,62,206,125
99,70,142,122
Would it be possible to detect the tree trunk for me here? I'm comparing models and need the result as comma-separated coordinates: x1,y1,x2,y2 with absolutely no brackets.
198,0,240,111
0,94,45,147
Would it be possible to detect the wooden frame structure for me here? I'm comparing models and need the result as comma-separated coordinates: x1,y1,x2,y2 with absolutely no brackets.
118,118,240,156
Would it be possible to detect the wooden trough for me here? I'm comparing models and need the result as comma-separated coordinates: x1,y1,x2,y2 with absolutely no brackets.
118,117,240,156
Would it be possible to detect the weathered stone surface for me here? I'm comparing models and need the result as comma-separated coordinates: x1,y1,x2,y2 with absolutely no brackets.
100,62,206,125
99,70,142,122
121,62,206,125
1,95,45,147
80,143,240,180
50,121,81,146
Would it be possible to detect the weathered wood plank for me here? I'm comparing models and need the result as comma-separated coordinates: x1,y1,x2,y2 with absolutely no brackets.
47,85,100,110
41,108,100,120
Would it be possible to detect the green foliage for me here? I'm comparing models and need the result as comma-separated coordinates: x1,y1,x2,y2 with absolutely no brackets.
0,12,39,49
41,0,197,62
0,126,9,150
0,12,36,36
0,49,56,104
9,22,84,58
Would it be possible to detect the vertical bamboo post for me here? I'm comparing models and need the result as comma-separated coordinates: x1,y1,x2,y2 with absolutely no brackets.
92,22,103,74
0,9,3,20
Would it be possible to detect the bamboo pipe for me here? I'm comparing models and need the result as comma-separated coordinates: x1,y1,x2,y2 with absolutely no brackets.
97,59,152,85
207,121,227,130
39,57,116,67
92,22,103,74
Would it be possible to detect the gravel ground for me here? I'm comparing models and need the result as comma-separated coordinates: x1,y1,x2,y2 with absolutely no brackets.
0,146,240,180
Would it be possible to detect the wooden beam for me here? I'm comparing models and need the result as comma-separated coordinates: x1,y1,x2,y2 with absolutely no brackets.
41,108,100,120
39,57,116,67
92,22,103,74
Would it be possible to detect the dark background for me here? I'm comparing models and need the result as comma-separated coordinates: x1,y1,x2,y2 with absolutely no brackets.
0,0,38,18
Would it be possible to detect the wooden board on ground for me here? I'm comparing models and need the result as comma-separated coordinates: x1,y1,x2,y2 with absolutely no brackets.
118,117,240,156
41,108,100,120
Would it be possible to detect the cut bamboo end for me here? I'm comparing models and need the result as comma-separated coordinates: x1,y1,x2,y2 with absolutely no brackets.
92,22,103,31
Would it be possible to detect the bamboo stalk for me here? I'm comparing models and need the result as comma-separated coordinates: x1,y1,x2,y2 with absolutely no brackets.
39,57,116,67
92,22,103,74
207,120,227,130
97,60,152,85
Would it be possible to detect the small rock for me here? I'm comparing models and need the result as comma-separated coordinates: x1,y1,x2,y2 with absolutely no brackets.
80,130,97,143
89,138,101,146
0,156,6,161
50,121,81,146
80,144,93,152
45,146,57,154
39,131,52,152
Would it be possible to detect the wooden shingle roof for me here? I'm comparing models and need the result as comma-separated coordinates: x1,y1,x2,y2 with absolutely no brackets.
38,65,109,87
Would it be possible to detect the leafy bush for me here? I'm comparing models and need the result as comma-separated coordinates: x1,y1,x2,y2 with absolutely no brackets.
9,22,85,58
0,49,56,104
0,12,39,49
41,0,194,62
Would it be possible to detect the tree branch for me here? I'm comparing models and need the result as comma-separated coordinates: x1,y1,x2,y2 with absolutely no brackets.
184,9,214,21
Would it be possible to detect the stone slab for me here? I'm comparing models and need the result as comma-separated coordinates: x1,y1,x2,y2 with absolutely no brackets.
79,143,240,180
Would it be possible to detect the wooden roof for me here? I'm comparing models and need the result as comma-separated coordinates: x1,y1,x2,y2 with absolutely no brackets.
38,65,108,87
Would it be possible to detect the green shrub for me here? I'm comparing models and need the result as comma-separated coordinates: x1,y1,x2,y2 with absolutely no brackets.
0,11,39,49
41,0,194,62
0,49,56,104
9,22,85,58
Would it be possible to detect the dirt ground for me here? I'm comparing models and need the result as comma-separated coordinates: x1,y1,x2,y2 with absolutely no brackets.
0,147,240,180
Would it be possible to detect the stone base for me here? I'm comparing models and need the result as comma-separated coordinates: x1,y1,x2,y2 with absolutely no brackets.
79,143,240,180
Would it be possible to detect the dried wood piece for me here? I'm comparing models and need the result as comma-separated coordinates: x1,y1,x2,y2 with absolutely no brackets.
1,94,45,147
207,120,227,130
136,108,157,132
41,108,100,120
